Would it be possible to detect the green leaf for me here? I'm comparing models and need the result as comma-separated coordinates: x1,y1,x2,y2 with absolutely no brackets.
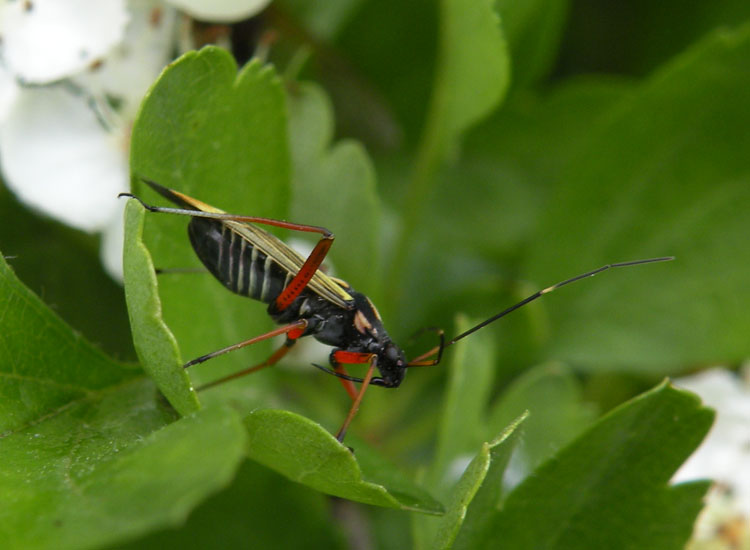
423,0,510,158
524,24,750,372
129,46,291,387
0,188,134,360
113,459,346,549
394,0,510,304
0,253,248,550
430,315,497,492
123,199,199,416
446,414,526,550
0,254,137,434
0,398,247,550
244,409,443,513
496,0,569,87
478,382,714,549
287,82,381,294
487,362,596,475
405,0,509,205
412,315,499,549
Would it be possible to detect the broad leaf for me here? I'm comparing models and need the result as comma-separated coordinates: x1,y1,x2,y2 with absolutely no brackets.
0,254,247,550
487,362,596,476
524,25,750,372
478,382,714,549
245,409,443,513
0,255,137,434
444,414,526,550
129,46,290,387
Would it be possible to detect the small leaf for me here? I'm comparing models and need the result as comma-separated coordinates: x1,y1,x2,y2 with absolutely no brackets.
486,362,596,476
479,382,714,549
413,315,500,549
123,199,199,416
244,409,443,514
437,413,527,550
394,0,510,304
430,315,497,492
287,82,381,295
496,0,568,87
424,0,510,157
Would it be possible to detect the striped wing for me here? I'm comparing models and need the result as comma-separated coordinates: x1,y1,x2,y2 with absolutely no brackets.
156,184,355,310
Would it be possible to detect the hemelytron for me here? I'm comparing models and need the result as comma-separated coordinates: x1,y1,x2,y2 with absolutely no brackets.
121,180,673,442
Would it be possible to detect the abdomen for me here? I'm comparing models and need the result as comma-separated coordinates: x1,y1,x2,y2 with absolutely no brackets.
188,217,292,303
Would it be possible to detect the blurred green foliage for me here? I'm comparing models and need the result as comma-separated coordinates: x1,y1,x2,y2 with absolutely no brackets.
2,1,749,548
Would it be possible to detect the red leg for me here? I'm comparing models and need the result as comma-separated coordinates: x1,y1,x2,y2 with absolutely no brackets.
333,364,358,401
197,339,299,392
333,350,376,365
331,349,376,400
184,319,308,368
274,235,333,311
124,186,336,313
335,355,377,442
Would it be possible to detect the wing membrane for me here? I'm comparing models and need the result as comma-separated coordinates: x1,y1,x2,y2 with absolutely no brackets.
159,184,354,309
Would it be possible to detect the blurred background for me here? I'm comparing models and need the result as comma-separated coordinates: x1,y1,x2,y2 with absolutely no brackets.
1,0,749,548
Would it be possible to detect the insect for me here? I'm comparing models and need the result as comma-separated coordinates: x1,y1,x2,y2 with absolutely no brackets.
121,180,673,442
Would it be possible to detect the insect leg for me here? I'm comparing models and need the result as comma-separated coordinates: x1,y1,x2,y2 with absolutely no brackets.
272,233,334,312
330,349,377,401
122,182,336,312
331,349,372,401
334,355,377,442
333,364,358,401
184,319,308,368
197,338,300,392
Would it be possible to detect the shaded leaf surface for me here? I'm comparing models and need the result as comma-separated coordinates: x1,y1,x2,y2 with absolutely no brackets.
123,200,199,416
0,254,137,434
0,253,248,550
129,46,290,387
245,409,443,513
287,82,381,295
524,25,750,372
479,383,713,550
113,459,346,549
435,414,526,550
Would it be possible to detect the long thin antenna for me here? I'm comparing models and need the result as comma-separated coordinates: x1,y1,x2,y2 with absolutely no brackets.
408,257,673,365
450,257,674,346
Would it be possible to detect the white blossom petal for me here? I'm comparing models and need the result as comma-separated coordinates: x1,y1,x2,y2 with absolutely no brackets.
76,0,178,119
674,368,750,517
0,86,128,231
0,0,129,84
165,0,270,23
100,198,126,281
0,64,20,122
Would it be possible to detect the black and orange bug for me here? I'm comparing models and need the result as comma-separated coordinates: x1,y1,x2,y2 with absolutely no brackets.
121,180,673,442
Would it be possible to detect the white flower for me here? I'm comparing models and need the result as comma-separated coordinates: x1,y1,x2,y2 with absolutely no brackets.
0,0,177,279
0,0,273,280
165,0,270,23
1,0,129,84
674,367,750,546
